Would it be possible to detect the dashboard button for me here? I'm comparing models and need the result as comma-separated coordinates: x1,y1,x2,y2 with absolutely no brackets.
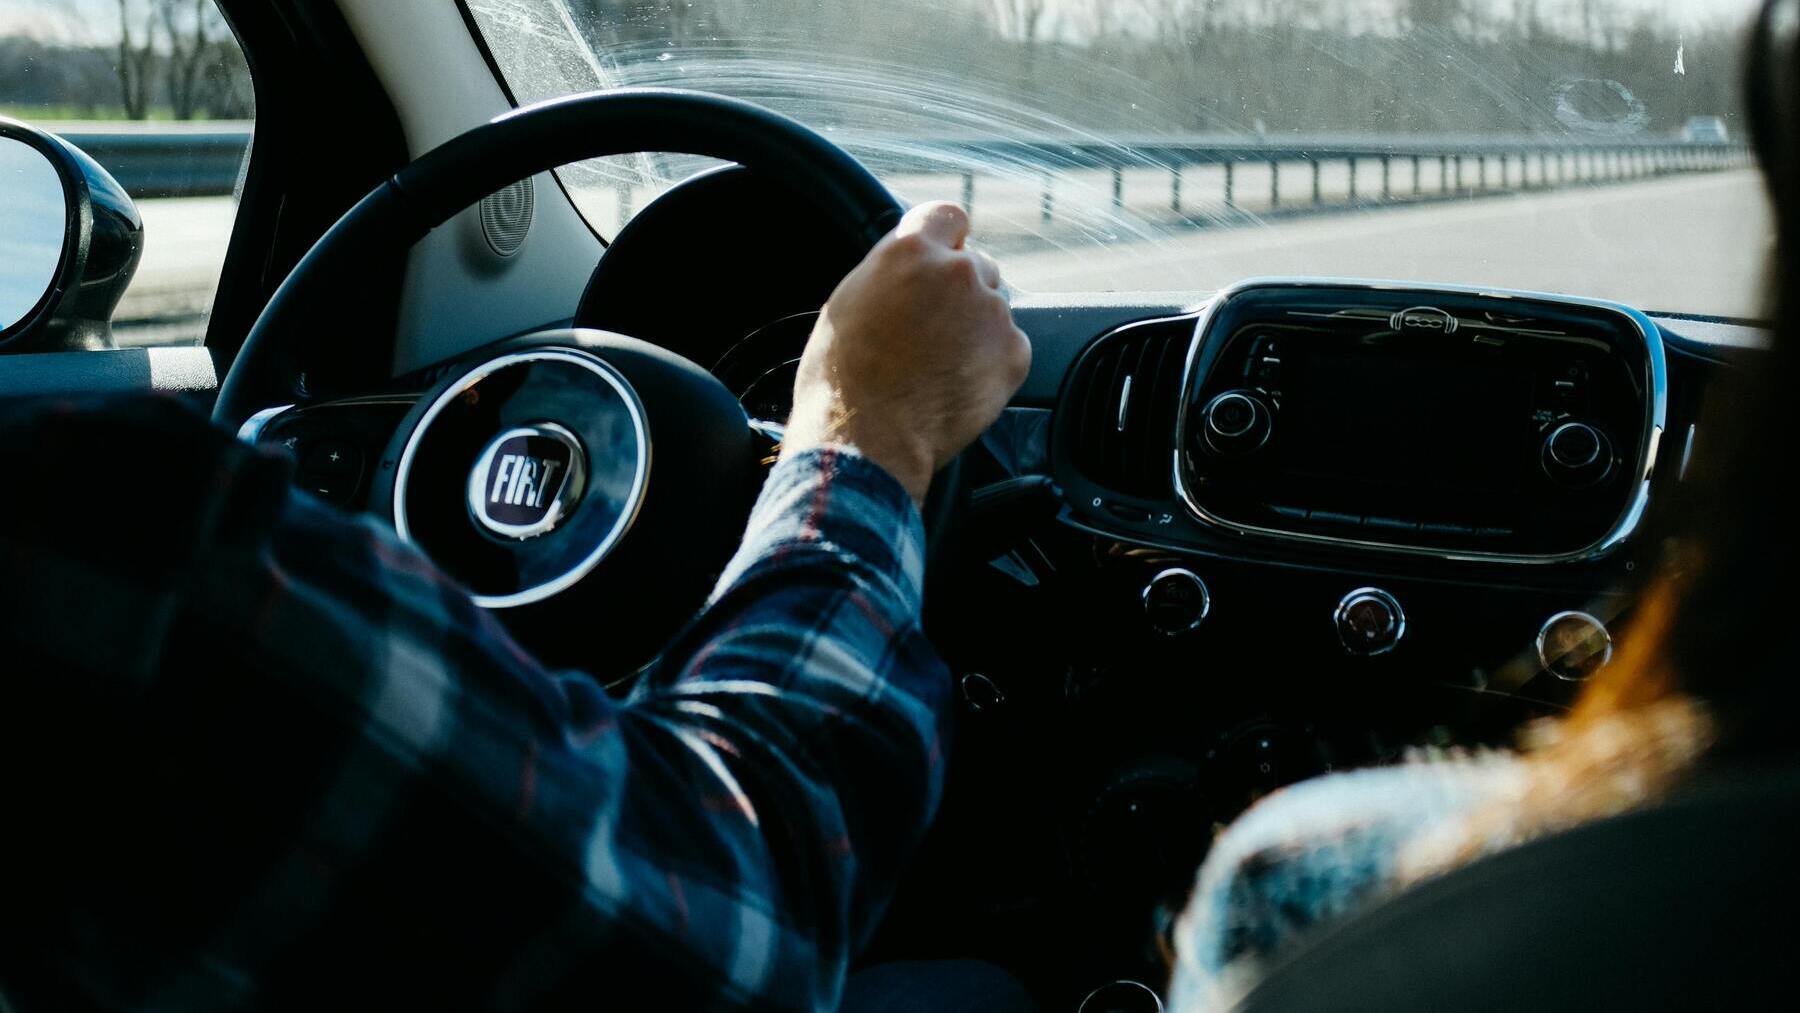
303,439,362,478
1548,422,1602,468
299,470,358,504
1143,568,1212,636
1199,390,1273,457
1537,611,1613,680
1335,587,1406,656
1542,421,1613,488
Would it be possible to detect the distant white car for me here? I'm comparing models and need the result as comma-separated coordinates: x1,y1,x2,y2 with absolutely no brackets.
1683,116,1730,143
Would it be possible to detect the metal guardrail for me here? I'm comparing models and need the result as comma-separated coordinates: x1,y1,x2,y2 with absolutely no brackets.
863,135,1753,221
52,122,252,198
42,122,1748,216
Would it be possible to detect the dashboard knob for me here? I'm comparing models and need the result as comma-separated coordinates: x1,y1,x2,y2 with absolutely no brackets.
1335,587,1405,655
1537,610,1613,681
1542,421,1612,487
1143,567,1211,636
1199,390,1272,456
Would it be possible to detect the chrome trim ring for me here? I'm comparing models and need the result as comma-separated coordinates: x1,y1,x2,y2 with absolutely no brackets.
1536,609,1614,681
1142,567,1212,635
393,348,650,610
1546,421,1604,468
1335,586,1406,656
1199,389,1271,456
1169,277,1670,565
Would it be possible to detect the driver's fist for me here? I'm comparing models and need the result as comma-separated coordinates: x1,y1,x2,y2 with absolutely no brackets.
783,202,1031,506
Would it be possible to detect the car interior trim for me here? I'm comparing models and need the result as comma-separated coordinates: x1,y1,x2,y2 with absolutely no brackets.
1169,278,1670,566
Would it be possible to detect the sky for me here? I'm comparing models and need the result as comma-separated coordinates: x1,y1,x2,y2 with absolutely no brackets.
0,0,1775,43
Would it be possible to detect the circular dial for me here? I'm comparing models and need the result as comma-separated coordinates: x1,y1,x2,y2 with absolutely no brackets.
1537,610,1613,680
1335,587,1406,655
1542,421,1613,487
1142,567,1212,636
1198,389,1272,457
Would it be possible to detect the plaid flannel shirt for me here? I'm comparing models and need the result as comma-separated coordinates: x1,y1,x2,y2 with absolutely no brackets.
0,395,950,1013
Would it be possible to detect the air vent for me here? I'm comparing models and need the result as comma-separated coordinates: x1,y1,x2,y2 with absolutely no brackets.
480,177,535,257
1066,318,1194,496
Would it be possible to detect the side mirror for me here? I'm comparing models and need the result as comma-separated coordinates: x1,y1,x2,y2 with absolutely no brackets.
0,116,144,353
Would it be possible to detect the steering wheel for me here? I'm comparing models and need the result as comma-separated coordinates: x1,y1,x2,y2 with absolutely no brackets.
214,89,957,673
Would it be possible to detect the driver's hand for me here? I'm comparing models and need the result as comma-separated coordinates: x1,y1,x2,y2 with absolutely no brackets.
783,202,1031,506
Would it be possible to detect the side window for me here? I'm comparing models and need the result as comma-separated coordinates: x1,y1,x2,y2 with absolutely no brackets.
0,0,252,349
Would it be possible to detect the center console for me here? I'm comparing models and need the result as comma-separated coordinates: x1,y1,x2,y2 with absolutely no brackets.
1056,280,1667,568
1174,283,1665,562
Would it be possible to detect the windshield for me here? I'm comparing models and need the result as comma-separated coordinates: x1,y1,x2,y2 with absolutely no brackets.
468,0,1771,318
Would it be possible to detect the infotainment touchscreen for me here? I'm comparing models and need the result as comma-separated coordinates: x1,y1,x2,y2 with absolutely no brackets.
1280,349,1533,495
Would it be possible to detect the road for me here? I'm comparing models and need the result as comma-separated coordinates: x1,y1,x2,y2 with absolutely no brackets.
1001,170,1773,317
114,168,1770,346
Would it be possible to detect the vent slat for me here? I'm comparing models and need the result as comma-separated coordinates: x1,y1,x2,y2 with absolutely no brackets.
1066,320,1193,498
1138,335,1189,489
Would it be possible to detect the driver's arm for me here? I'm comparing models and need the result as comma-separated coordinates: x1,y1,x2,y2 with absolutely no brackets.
0,203,1027,1013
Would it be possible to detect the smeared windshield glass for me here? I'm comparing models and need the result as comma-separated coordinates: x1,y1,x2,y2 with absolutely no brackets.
469,0,1771,317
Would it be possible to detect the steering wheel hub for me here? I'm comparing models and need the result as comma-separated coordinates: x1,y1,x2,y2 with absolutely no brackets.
391,346,650,608
371,329,759,674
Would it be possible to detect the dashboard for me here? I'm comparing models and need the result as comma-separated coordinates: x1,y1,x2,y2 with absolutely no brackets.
237,165,1765,1007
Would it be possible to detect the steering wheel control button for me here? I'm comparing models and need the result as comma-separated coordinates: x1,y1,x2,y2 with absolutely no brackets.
296,439,366,504
303,439,362,477
1143,568,1212,636
468,423,587,541
1335,587,1406,656
1542,421,1613,488
1198,389,1272,457
1537,610,1613,681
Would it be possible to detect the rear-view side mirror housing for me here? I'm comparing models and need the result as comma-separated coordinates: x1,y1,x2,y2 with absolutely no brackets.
0,116,144,353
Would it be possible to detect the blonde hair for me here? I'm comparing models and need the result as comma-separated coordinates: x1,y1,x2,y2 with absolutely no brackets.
1397,576,1713,885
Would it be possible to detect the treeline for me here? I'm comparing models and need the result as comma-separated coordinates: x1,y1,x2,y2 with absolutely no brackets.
3,0,1745,134
559,0,1748,137
0,0,250,120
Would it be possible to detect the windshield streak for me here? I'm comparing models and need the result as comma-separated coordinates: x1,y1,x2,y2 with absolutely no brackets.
470,0,1771,317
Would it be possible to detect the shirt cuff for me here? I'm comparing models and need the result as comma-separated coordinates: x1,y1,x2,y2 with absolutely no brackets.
712,445,927,615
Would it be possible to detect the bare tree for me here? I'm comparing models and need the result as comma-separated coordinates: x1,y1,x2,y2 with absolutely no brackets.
115,0,157,120
987,0,1051,42
159,0,220,120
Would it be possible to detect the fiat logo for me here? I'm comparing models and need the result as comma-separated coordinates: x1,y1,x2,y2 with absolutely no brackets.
468,423,587,540
1390,305,1460,334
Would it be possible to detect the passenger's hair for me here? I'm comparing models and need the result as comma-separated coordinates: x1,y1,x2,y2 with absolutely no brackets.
1402,0,1800,876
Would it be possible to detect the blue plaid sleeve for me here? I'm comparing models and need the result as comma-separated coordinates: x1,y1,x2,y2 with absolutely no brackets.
0,397,950,1013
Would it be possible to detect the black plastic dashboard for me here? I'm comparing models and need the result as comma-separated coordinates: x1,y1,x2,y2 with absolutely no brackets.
227,157,1771,1005
236,273,1765,1008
